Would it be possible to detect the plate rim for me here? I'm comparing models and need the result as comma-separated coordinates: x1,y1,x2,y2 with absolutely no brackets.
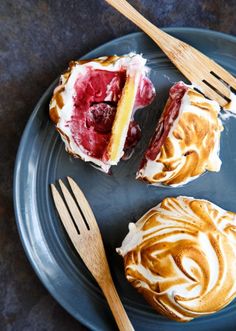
13,27,236,330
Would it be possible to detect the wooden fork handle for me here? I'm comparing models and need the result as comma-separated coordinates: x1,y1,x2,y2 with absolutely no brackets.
105,0,176,49
100,277,134,331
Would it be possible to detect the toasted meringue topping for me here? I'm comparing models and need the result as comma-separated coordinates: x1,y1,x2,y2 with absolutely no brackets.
49,53,155,172
117,196,236,322
137,82,223,186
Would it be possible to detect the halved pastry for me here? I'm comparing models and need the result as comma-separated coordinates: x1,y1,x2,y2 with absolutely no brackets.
136,82,223,186
49,53,155,173
117,196,236,322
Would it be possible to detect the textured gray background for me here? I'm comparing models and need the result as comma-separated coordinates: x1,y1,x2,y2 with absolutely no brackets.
1,0,236,330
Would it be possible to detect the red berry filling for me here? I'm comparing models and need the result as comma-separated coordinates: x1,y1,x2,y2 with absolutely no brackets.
135,76,155,109
124,121,141,151
68,66,155,161
142,82,188,165
86,103,116,133
69,68,126,159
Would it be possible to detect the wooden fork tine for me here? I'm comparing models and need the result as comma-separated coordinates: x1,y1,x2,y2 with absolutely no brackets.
169,47,231,105
204,73,231,99
51,184,80,244
58,180,88,233
67,177,98,230
199,82,228,106
193,49,236,92
208,61,236,91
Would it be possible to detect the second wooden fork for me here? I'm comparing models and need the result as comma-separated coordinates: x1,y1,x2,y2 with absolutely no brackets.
105,0,236,108
51,177,134,331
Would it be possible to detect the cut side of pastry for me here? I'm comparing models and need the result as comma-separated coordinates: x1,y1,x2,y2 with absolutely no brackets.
49,53,155,173
117,196,236,322
136,82,223,186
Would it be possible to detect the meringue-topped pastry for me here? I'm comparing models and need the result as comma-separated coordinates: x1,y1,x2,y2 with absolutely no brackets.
137,82,223,186
49,53,155,172
117,196,236,322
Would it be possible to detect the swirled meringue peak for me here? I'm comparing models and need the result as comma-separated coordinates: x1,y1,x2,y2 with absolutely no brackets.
117,196,236,322
137,82,223,186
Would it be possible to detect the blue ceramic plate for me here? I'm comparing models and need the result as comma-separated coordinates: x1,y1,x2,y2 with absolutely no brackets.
14,28,236,331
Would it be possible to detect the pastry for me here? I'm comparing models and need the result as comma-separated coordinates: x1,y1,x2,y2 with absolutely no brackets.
49,53,155,173
117,196,236,322
137,82,223,186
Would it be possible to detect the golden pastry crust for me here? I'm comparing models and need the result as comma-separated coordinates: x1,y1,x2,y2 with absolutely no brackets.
137,86,223,186
119,197,236,322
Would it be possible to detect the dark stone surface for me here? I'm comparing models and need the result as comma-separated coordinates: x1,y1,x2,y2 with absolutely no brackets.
0,0,235,330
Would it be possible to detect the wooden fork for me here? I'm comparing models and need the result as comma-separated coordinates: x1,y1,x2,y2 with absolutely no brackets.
105,0,236,107
51,177,134,331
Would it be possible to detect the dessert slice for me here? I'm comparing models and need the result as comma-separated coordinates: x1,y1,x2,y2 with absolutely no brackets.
117,196,236,322
49,53,155,173
137,82,223,186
